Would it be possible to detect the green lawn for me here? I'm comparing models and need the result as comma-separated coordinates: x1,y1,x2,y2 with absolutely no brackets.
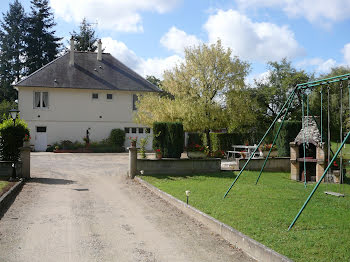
0,179,10,196
142,171,350,262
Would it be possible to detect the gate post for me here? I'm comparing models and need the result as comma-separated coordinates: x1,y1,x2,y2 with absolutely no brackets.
20,146,31,179
128,146,137,179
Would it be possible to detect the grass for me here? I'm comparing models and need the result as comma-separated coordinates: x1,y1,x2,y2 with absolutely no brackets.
142,171,350,262
0,179,10,196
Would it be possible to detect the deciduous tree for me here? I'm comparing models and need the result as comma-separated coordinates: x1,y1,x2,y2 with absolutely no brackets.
135,40,250,148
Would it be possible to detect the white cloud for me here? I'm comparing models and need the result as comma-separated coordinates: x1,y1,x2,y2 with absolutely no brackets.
140,55,183,78
343,43,350,65
296,58,337,73
50,0,180,32
102,37,182,79
204,9,304,62
235,0,350,26
160,26,202,55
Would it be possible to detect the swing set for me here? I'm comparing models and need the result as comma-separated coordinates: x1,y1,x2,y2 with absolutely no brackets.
223,73,350,230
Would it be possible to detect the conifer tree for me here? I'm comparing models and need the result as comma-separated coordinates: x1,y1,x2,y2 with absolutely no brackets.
71,18,98,52
0,0,27,101
25,0,61,74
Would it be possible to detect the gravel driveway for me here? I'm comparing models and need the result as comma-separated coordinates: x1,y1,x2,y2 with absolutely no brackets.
0,153,253,262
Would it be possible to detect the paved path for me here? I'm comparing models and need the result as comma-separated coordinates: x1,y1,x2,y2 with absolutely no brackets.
0,153,253,262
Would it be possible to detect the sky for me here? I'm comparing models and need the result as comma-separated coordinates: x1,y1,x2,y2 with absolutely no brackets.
1,0,350,83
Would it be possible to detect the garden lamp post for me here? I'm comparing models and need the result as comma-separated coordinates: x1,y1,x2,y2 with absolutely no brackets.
9,109,19,181
185,190,191,205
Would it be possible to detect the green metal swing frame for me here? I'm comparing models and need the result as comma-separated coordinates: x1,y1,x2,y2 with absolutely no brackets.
223,73,350,230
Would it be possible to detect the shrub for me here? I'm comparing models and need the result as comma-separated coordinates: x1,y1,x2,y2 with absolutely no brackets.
109,128,125,147
187,133,203,146
0,117,30,161
273,120,302,157
153,122,184,158
209,133,242,152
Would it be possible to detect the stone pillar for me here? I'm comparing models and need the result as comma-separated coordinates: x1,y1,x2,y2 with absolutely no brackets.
20,146,31,179
128,146,137,179
290,142,299,181
316,143,325,182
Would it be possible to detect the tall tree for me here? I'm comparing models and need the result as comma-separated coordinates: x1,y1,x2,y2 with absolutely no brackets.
25,0,61,74
0,0,27,101
135,40,250,148
253,58,310,123
70,18,98,52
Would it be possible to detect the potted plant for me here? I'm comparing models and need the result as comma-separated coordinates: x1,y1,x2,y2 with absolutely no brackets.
261,143,278,157
23,134,31,147
155,148,162,159
186,143,208,159
129,137,137,147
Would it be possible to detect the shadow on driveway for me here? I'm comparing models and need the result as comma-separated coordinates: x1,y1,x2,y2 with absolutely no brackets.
29,178,76,185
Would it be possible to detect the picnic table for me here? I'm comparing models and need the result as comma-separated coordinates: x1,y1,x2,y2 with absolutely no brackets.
226,145,262,160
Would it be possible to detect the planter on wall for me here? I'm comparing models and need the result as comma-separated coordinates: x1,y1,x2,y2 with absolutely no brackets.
262,150,278,157
187,151,207,159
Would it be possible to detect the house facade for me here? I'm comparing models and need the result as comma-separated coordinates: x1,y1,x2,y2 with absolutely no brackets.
15,40,160,151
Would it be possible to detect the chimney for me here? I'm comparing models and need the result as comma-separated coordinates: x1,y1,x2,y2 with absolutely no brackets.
69,37,74,66
97,39,102,61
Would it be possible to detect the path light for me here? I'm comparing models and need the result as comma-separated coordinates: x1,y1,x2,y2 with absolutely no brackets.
185,190,191,204
9,108,20,181
140,170,144,175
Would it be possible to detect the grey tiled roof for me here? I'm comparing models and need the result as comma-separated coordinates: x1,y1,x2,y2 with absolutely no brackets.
295,116,321,146
15,52,160,92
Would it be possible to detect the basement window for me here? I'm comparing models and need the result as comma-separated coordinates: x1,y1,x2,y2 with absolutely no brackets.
139,128,144,134
124,128,130,133
131,128,137,134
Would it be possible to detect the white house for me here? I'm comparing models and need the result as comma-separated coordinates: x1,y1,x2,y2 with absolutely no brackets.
15,39,160,151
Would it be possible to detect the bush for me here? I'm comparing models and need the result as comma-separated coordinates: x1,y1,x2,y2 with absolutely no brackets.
274,120,302,157
209,133,242,152
0,117,30,161
109,129,125,147
187,133,203,146
153,122,184,158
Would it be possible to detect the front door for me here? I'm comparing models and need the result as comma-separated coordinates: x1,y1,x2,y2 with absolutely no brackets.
35,126,47,151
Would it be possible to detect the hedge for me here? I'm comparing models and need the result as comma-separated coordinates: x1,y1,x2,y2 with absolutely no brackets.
209,133,243,152
109,128,125,147
0,117,30,161
274,120,302,157
153,122,184,158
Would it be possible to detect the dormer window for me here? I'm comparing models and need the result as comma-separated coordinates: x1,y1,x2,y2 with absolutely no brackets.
34,92,49,108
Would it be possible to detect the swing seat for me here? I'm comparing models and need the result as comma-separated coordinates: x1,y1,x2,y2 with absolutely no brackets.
324,191,345,197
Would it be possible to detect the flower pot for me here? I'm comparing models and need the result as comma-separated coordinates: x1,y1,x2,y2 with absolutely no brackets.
187,151,207,159
23,141,30,147
156,153,162,160
262,150,278,157
131,141,136,147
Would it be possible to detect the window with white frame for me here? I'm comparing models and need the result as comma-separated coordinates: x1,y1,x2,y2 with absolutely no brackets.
34,91,49,108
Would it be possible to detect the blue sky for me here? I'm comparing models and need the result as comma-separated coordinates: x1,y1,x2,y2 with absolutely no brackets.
1,0,350,82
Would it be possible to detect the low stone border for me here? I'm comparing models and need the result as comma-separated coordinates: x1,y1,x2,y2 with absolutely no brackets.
135,176,292,262
0,179,25,215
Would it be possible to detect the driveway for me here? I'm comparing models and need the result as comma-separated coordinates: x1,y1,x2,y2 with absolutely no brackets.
0,153,253,262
